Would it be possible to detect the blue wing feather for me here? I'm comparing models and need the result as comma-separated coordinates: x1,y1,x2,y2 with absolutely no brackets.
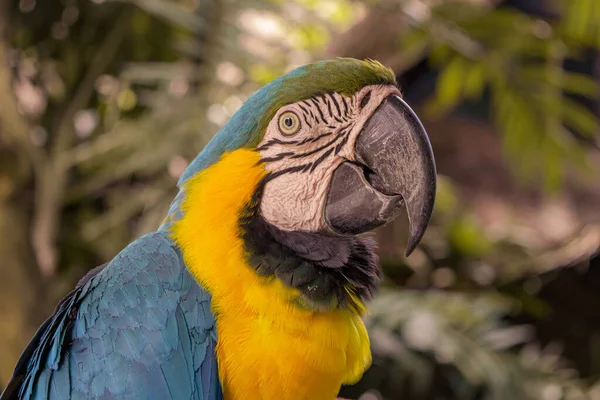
1,232,220,400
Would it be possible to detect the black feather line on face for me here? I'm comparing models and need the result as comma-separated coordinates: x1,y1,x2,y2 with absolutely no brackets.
334,136,349,155
302,100,322,125
324,96,334,119
290,132,345,159
309,98,327,124
327,92,342,118
309,148,334,172
239,179,381,312
261,152,295,163
298,103,309,115
257,138,300,151
297,105,313,128
302,115,312,129
304,131,333,144
341,96,349,116
262,164,310,182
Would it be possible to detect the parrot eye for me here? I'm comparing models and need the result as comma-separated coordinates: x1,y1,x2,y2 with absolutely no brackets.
278,111,301,136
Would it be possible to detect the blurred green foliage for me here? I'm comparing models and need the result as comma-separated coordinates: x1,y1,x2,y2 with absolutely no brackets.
396,0,599,191
2,0,600,399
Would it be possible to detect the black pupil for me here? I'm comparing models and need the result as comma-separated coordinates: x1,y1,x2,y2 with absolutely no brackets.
284,117,294,128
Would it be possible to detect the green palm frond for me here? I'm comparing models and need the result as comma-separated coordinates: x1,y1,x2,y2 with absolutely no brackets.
388,0,600,190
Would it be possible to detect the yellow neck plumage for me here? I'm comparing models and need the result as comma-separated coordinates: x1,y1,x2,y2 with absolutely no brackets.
171,149,371,400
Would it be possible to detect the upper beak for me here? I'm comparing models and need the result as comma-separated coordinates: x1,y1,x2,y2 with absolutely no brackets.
324,94,437,256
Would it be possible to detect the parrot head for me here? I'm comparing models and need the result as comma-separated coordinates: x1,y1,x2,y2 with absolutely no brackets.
251,67,435,256
171,58,436,310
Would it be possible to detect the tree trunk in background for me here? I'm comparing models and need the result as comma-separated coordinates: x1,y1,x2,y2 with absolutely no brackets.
0,0,47,386
0,200,46,387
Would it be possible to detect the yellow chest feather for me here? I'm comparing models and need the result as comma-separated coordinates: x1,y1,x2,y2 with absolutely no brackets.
172,149,371,400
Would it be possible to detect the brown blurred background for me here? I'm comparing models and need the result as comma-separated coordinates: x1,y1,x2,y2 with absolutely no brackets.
1,0,600,398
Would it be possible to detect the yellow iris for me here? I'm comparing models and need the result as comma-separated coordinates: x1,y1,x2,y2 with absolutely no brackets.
278,111,301,135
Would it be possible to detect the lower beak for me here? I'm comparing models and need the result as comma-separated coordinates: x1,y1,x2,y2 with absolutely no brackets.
324,95,437,256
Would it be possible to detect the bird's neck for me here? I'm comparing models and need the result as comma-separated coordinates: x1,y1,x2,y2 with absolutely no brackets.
241,198,381,312
171,148,301,313
171,148,372,399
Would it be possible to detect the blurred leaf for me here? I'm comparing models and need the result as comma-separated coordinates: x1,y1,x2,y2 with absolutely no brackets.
116,88,137,110
433,176,459,214
561,71,599,98
561,0,595,44
463,62,486,99
131,7,151,34
561,98,600,138
457,8,532,43
327,1,356,28
290,24,330,50
448,217,493,257
117,0,207,34
428,42,453,65
426,55,467,116
397,28,430,71
494,89,539,177
541,138,565,192
250,64,282,85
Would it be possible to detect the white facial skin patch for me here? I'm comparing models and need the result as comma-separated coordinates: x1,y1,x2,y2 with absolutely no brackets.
257,84,401,233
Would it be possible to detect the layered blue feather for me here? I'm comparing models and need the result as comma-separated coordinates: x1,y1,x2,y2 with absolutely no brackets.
2,232,220,400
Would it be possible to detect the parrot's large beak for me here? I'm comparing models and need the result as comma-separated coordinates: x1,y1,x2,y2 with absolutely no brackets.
324,94,436,256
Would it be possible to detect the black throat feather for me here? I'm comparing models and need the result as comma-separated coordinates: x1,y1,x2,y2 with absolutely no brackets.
239,178,382,312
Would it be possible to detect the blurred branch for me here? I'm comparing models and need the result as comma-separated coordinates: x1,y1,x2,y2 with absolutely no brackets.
63,126,136,167
0,0,43,192
0,0,49,384
120,62,197,84
64,97,209,202
81,175,174,241
67,142,179,201
134,194,175,238
534,224,600,274
32,9,133,277
113,0,207,34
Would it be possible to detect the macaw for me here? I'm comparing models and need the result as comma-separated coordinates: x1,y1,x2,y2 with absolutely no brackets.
1,58,436,400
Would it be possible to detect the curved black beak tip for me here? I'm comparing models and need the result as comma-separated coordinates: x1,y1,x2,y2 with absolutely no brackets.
355,95,437,257
396,96,436,257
